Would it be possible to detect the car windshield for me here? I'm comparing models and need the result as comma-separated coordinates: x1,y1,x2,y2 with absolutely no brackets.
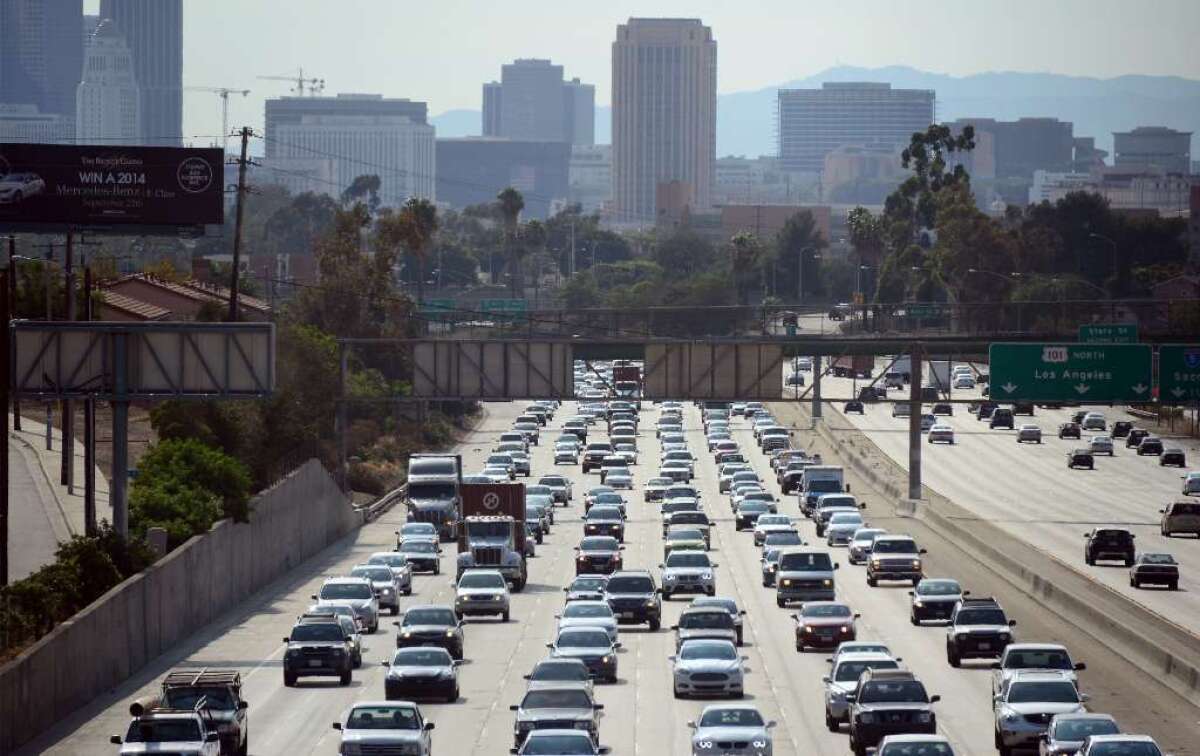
587,507,622,521
766,533,803,545
570,577,607,591
403,608,455,626
459,572,506,589
124,719,203,743
692,598,736,613
1005,649,1072,669
668,529,703,541
853,530,886,543
779,553,832,571
347,706,420,730
917,580,961,596
672,513,706,524
290,623,344,642
393,649,450,666
404,541,438,553
351,567,394,582
522,734,596,755
320,583,372,600
531,661,588,681
680,612,733,629
402,523,437,535
880,744,954,756
368,554,407,568
1141,554,1177,565
872,539,917,554
606,576,653,593
803,604,852,618
957,609,1007,625
829,513,863,525
698,708,765,728
666,553,711,568
740,502,770,512
522,689,593,709
835,659,899,682
558,630,610,648
580,537,618,550
594,493,622,505
1088,745,1162,756
1052,718,1120,740
859,680,928,703
1008,681,1080,704
526,486,553,496
680,642,737,660
161,687,235,710
563,602,614,619
648,478,672,487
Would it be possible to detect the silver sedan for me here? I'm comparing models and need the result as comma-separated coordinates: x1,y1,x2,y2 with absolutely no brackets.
672,639,746,698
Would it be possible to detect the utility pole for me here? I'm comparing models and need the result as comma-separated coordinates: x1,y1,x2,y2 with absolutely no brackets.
1,271,9,586
228,126,252,321
83,267,96,535
7,236,19,432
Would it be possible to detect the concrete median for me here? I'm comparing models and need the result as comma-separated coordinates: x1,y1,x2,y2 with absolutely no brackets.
0,459,358,754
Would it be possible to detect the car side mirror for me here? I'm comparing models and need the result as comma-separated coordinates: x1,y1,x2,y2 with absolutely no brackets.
425,722,435,731
845,483,851,493
821,675,831,684
853,613,861,619
907,591,915,596
833,563,840,570
844,694,856,702
668,655,677,662
510,749,519,754
546,643,554,649
110,736,122,745
238,700,249,710
1008,620,1017,626
594,703,605,710
670,625,679,630
509,704,520,711
990,661,1001,669
1075,662,1087,671
614,642,622,649
554,614,562,619
380,660,390,667
562,587,570,592
392,621,401,626
599,748,612,755
282,636,291,643
919,548,928,554
711,563,719,568
1080,693,1090,702
310,594,318,600
930,694,941,703
962,591,971,597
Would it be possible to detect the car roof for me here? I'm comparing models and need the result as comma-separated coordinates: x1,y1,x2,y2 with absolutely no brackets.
1008,670,1076,682
1005,642,1068,652
834,652,897,664
879,734,952,744
1085,735,1157,744
323,576,371,585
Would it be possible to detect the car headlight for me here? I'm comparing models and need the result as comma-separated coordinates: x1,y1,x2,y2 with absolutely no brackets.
840,625,851,633
696,741,714,750
768,564,778,572
917,712,932,724
700,571,713,580
912,560,922,569
602,655,612,664
822,579,833,587
645,599,657,607
1000,631,1012,640
446,630,456,638
1002,711,1019,722
578,556,588,562
803,625,814,633
858,713,875,723
752,740,767,749
382,588,393,594
871,558,881,567
781,579,792,587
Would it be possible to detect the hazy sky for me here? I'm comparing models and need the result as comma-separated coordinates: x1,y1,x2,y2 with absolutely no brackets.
85,0,1200,146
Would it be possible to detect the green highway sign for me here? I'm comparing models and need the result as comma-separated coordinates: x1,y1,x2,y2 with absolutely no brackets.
419,299,456,321
989,343,1153,403
480,298,527,321
905,304,945,318
1159,344,1200,403
1079,323,1138,343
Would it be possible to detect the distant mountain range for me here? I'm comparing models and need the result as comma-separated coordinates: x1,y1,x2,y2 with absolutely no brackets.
432,65,1200,159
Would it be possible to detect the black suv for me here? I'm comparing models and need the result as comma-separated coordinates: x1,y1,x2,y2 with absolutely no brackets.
1125,428,1150,448
1084,528,1135,566
575,536,624,575
1012,401,1034,416
846,669,939,756
1058,422,1081,439
976,402,998,420
1111,421,1133,438
944,597,1015,667
1066,449,1094,469
584,506,625,542
604,570,662,631
989,408,1014,429
283,618,353,686
394,605,465,660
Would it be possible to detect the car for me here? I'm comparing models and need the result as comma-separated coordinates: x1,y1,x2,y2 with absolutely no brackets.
605,470,634,490
1039,713,1121,756
760,547,784,587
313,577,380,633
366,552,415,595
546,627,620,684
512,729,609,756
671,639,747,699
574,536,624,575
1016,424,1042,443
588,490,627,516
931,403,953,416
945,597,1015,666
1129,553,1179,590
1084,528,1135,566
735,500,773,530
927,424,955,444
510,685,604,748
396,538,442,574
583,506,625,542
1058,422,1082,439
667,510,712,546
454,569,511,621
866,535,927,587
664,527,708,558
847,528,887,565
282,618,354,686
829,641,894,667
660,550,718,599
486,453,518,479
776,550,838,607
1066,449,1094,470
581,443,614,473
1160,500,1200,537
875,734,957,755
555,601,619,643
753,514,795,546
523,658,593,696
399,522,439,542
1087,435,1114,456
1184,471,1200,496
909,578,964,624
954,374,977,389
823,652,902,732
302,608,364,666
1081,412,1107,431
539,475,573,504
1160,447,1186,467
1137,436,1164,456
332,702,434,756
1077,734,1164,756
688,705,776,756
382,647,460,702
1125,428,1150,448
846,669,939,755
976,401,998,420
919,414,937,431
993,670,1089,755
991,643,1084,699
1110,421,1134,438
0,172,46,204
509,450,533,477
394,605,464,660
688,597,747,646
604,571,662,630
990,408,1015,429
563,575,608,603
672,607,739,651
350,564,403,616
786,372,806,386
554,443,579,465
793,601,859,651
844,400,865,414
1012,401,1035,416
826,512,867,546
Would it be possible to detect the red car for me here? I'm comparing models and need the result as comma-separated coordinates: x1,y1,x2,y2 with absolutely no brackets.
792,601,860,652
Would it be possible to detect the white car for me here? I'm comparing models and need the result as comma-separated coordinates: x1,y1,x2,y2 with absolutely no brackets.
689,704,776,756
1184,471,1200,495
0,172,45,204
875,734,957,755
927,424,955,444
366,552,415,595
1016,425,1043,444
1081,412,1107,431
555,600,619,642
671,639,746,698
953,375,976,390
454,569,511,621
613,442,639,466
333,702,433,756
605,470,634,490
1089,435,1114,456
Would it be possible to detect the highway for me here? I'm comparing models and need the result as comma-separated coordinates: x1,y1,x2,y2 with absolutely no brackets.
22,400,1200,755
816,366,1200,634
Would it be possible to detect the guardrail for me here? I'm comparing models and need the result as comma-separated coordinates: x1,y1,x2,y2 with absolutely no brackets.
355,483,407,523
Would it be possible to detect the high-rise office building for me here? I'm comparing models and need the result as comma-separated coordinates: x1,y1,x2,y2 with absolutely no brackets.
75,19,141,144
264,93,428,157
1114,126,1192,174
437,137,570,219
0,0,84,119
480,59,595,146
612,18,717,224
948,117,1075,179
777,82,934,173
99,0,182,145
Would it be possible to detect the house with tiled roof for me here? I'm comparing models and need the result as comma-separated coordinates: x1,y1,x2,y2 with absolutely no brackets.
99,273,272,321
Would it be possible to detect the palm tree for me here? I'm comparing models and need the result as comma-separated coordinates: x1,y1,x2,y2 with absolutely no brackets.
394,198,439,304
496,187,525,296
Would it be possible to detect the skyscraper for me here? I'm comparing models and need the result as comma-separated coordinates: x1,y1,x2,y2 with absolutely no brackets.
99,0,182,145
777,83,934,173
0,0,84,119
480,59,595,145
611,18,717,224
264,93,428,157
76,19,140,144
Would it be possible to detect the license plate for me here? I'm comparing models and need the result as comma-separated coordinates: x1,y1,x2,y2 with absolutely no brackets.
308,659,322,667
620,612,636,619
978,642,992,650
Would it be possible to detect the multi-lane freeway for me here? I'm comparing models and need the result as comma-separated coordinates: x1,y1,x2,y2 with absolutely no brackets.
21,397,1200,755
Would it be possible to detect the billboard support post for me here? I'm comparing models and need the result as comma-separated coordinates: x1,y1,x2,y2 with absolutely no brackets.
228,127,251,322
61,232,75,492
83,267,96,536
7,236,18,432
1,272,8,586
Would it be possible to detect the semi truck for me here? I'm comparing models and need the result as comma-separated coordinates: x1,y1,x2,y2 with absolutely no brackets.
455,482,528,591
830,355,873,379
612,364,642,409
405,453,462,541
925,361,952,393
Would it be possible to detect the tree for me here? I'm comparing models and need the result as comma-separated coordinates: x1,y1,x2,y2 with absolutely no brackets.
378,198,439,304
496,187,525,294
341,174,383,215
729,233,765,305
775,210,828,301
651,228,719,277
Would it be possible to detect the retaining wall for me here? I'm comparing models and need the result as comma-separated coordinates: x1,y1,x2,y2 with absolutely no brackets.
0,460,358,754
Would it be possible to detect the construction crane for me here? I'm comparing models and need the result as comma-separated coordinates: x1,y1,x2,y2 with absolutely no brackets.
184,86,250,153
257,68,326,97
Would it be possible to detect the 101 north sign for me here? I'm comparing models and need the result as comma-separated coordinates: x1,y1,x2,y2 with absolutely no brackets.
989,343,1153,403
0,143,224,231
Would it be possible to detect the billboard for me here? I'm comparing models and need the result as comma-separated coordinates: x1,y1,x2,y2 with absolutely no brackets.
0,143,224,231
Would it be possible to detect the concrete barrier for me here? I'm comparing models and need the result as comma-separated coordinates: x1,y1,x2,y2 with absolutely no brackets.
801,402,1200,704
0,459,358,755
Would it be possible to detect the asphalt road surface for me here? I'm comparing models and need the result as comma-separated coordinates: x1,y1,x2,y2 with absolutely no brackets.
22,400,1198,755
